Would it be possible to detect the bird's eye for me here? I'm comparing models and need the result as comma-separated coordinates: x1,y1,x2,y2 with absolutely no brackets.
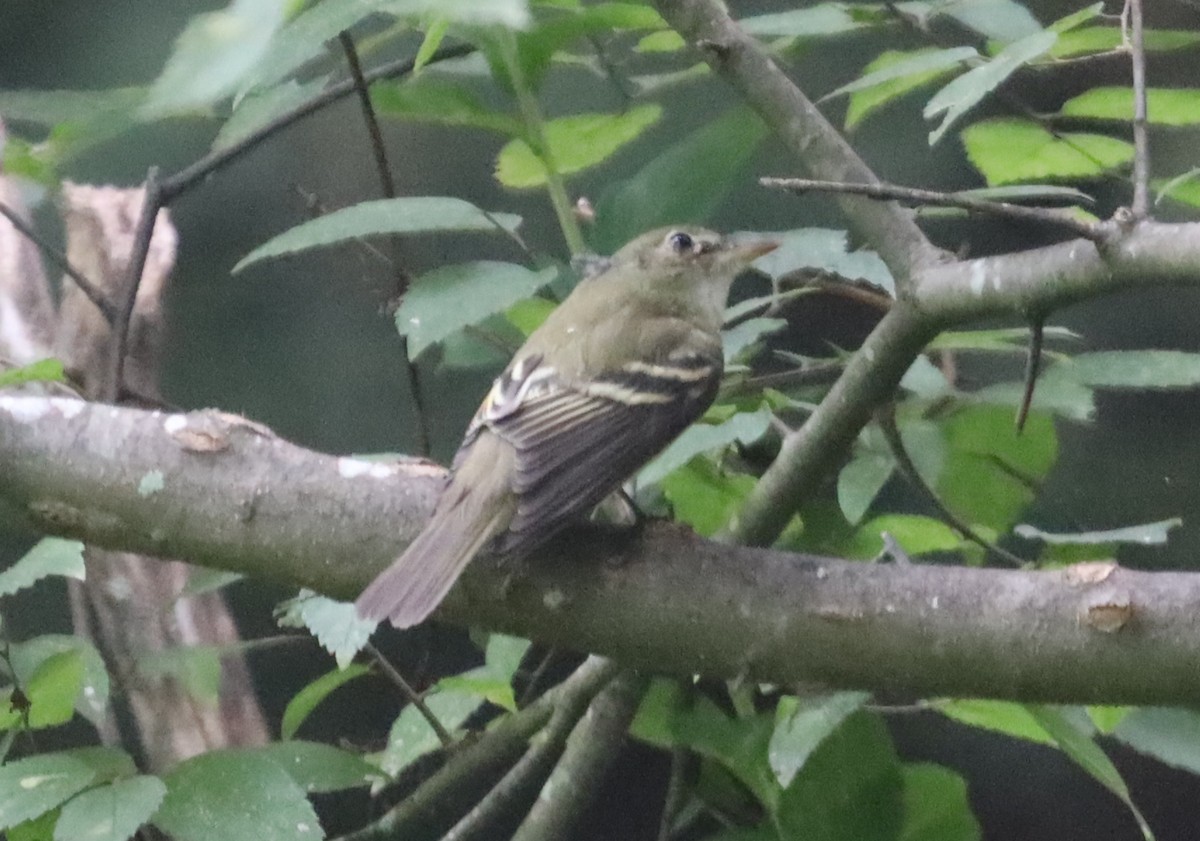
667,231,694,254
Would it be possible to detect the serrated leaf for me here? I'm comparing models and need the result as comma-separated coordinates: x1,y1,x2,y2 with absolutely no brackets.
0,754,97,830
0,538,84,598
843,514,963,560
640,407,772,486
900,764,981,841
485,634,530,683
0,359,66,390
1061,87,1200,126
769,692,870,788
749,228,894,295
937,699,1056,745
155,751,321,841
495,105,661,188
939,0,1042,42
143,0,289,117
396,262,557,359
233,197,522,273
924,30,1056,144
829,47,977,101
846,48,967,130
592,107,766,252
380,690,481,776
437,672,518,712
257,742,377,793
54,775,166,841
277,591,375,669
1014,517,1181,546
1026,705,1154,840
961,118,1133,185
838,445,894,526
281,663,371,740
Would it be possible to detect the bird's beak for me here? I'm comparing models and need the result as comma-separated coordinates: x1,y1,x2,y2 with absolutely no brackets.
728,238,779,263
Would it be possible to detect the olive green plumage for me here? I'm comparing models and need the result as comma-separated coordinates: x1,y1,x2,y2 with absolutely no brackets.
357,226,777,628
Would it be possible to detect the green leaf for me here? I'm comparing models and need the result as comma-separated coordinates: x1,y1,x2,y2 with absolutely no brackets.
54,775,166,841
437,671,518,712
937,699,1056,746
924,30,1057,144
396,262,557,359
0,753,97,831
928,326,1079,353
631,679,779,809
777,711,904,841
1050,26,1200,59
143,0,290,117
740,5,878,38
257,742,378,793
9,807,59,841
833,46,977,130
660,458,758,537
937,405,1057,533
380,690,482,777
1026,705,1154,840
137,647,222,704
3,636,109,729
843,514,964,560
1113,707,1200,776
154,751,321,841
384,0,529,28
972,374,1096,422
414,19,451,72
961,118,1134,185
276,590,375,669
750,227,894,295
1067,350,1200,389
1014,518,1181,546
0,88,144,129
722,318,787,364
507,3,663,88
281,663,371,740
636,30,685,53
592,107,767,252
505,296,557,336
0,538,84,598
0,359,66,389
1088,706,1132,734
769,692,870,788
495,105,662,188
838,445,894,526
900,763,981,841
233,197,522,273
938,0,1042,42
214,77,328,151
372,77,522,134
1061,87,1200,126
485,634,530,683
1155,169,1200,208
0,650,83,731
640,407,772,487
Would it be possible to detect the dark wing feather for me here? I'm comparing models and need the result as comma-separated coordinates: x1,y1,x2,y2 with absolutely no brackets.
488,355,720,556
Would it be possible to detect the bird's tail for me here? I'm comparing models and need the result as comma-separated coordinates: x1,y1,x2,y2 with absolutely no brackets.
356,477,511,629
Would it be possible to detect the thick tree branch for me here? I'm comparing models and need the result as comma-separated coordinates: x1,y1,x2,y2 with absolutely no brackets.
653,0,949,286
6,396,1200,705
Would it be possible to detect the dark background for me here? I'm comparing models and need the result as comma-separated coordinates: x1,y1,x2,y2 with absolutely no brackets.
3,1,1200,838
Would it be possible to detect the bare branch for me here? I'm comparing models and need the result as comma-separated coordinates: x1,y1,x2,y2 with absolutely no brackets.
1127,0,1151,218
8,397,1200,705
761,177,1105,243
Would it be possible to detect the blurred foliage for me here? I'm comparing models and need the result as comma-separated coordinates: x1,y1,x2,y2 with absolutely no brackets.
3,0,1200,839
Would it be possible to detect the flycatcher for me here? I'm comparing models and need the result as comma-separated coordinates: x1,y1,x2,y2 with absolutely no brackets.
357,225,777,628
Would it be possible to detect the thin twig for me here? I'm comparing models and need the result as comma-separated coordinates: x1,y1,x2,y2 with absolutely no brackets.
720,361,845,398
338,30,431,457
365,642,454,748
109,169,162,402
657,746,690,841
877,406,1028,568
762,177,1105,242
1015,319,1044,433
0,200,117,323
1127,0,1150,218
518,647,559,709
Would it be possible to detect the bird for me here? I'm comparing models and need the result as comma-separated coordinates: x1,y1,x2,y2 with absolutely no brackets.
357,225,778,628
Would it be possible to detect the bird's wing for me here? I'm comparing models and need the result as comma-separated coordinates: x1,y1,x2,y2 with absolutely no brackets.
470,350,722,556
